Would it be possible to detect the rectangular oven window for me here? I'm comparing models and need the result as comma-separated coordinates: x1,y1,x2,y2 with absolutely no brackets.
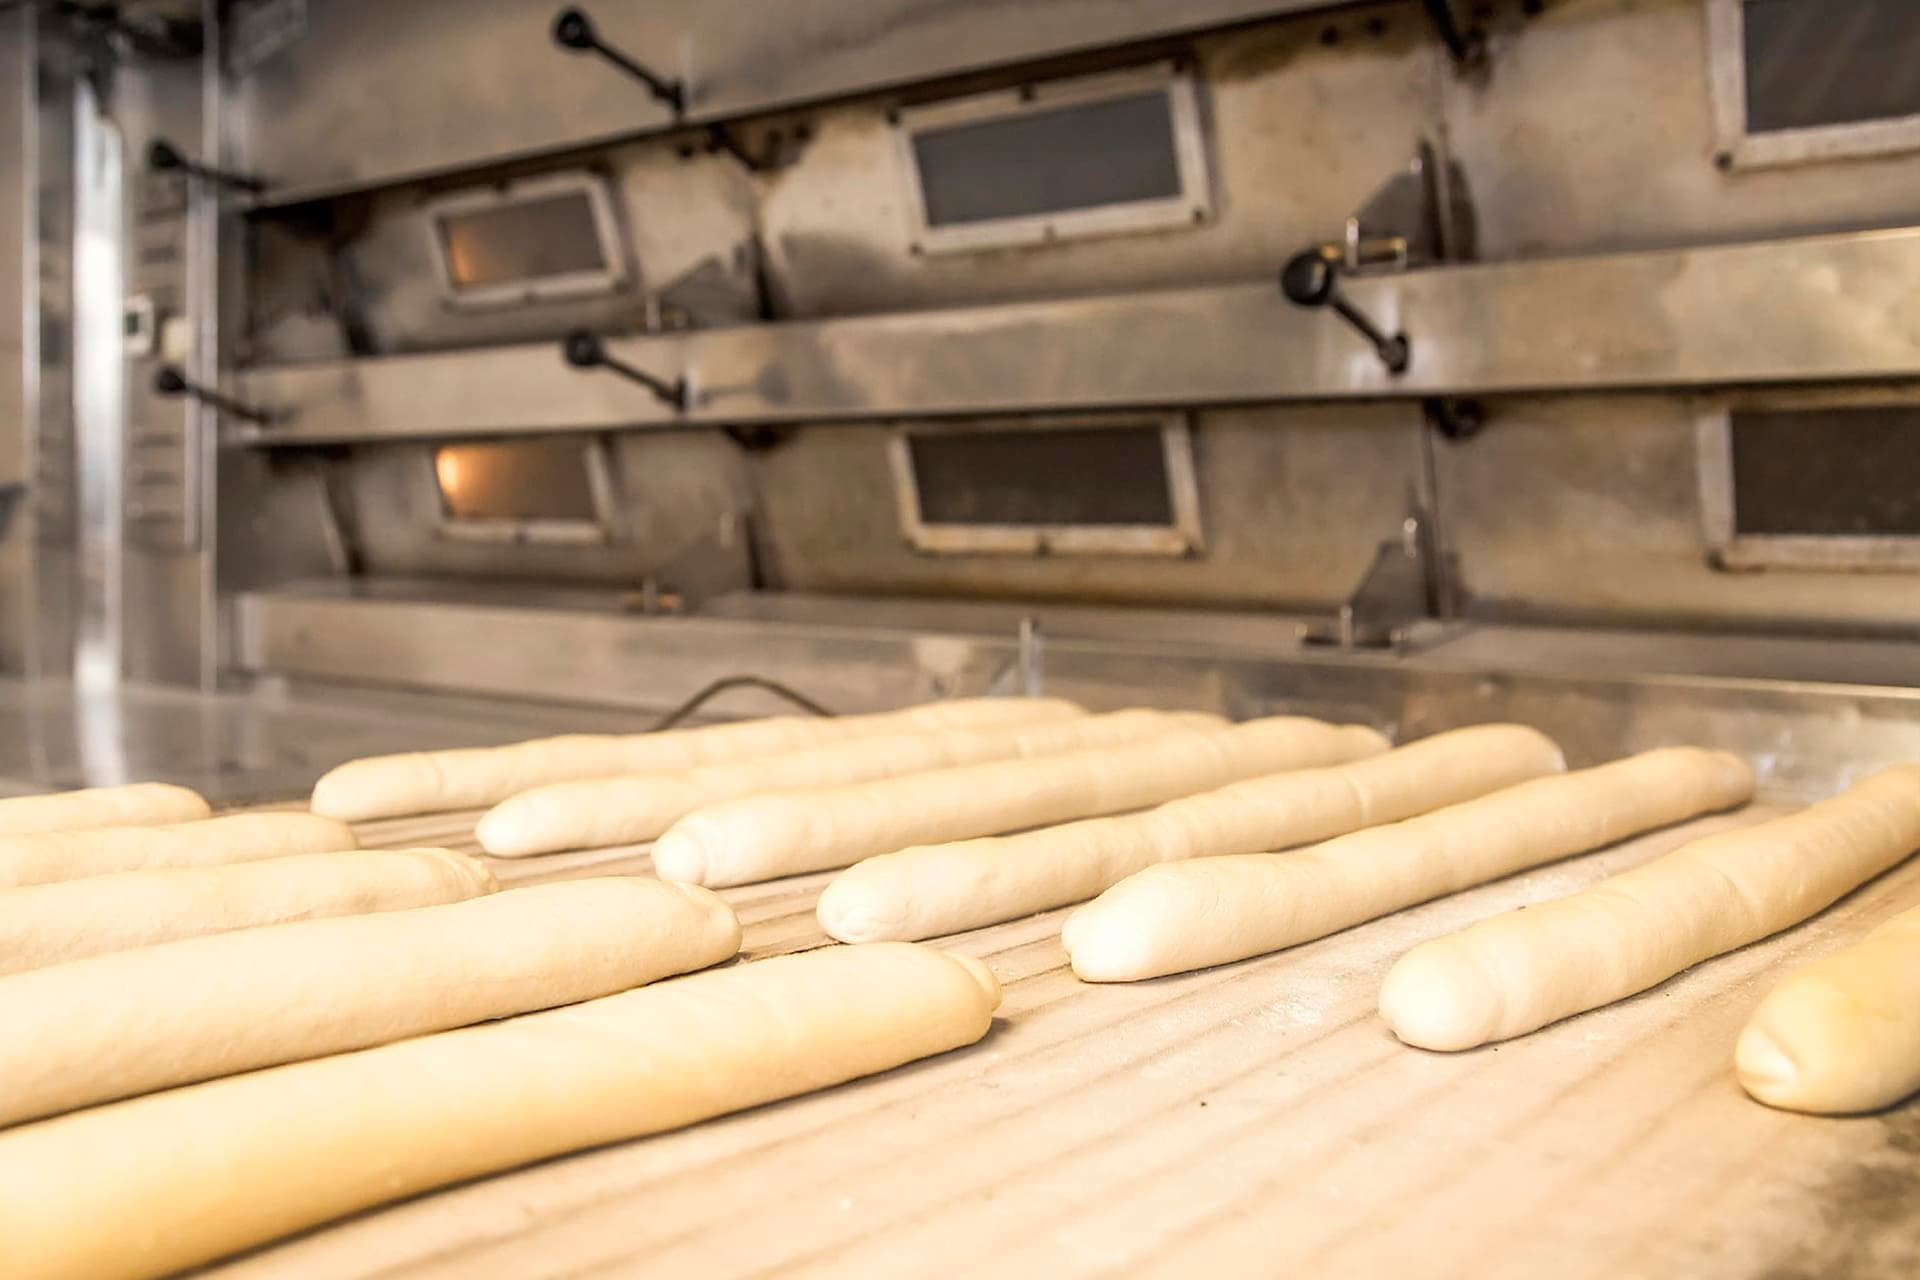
893,63,1212,254
1697,402,1920,569
1709,0,1920,167
423,172,630,307
891,416,1202,557
432,436,613,545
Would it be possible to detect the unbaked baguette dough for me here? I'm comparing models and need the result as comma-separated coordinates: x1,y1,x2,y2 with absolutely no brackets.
1380,764,1920,1052
1736,897,1920,1114
0,811,357,888
0,942,999,1280
0,847,496,977
0,876,739,1128
310,695,1084,821
653,716,1392,889
1064,747,1755,982
819,723,1565,943
0,782,208,836
478,708,1224,856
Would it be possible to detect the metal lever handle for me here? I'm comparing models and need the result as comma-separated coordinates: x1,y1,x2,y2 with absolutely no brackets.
153,365,276,425
552,7,684,115
1280,249,1411,376
562,330,690,412
146,139,264,195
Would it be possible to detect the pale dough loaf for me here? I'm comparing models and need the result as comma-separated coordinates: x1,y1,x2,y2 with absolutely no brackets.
819,723,1565,944
310,695,1084,821
477,708,1223,856
1380,765,1920,1052
0,942,1000,1280
652,716,1391,889
0,876,740,1127
1736,897,1920,1114
1064,747,1755,982
0,811,358,889
0,782,208,836
0,847,495,976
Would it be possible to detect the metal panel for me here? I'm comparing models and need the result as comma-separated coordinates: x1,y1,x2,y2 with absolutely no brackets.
244,142,756,364
333,430,754,599
1449,0,1920,258
759,7,1437,320
0,8,30,674
1436,393,1920,634
114,7,223,689
232,0,1367,204
231,586,1920,801
235,227,1920,444
751,406,1419,610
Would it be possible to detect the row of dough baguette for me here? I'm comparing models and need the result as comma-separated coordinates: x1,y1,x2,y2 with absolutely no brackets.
477,707,1224,856
311,694,1087,821
816,722,1566,943
0,781,209,835
0,942,1001,1280
652,715,1393,888
0,809,355,887
0,846,498,976
1379,765,1920,1059
0,875,741,1127
1062,746,1757,981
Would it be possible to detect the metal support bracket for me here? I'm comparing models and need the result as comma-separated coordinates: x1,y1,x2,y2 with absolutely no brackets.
153,365,279,426
1301,504,1457,651
562,330,691,412
1281,249,1411,375
552,7,684,113
147,138,264,195
1421,0,1487,69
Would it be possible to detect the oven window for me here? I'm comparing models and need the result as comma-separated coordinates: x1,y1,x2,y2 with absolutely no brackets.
893,63,1212,254
891,416,1202,556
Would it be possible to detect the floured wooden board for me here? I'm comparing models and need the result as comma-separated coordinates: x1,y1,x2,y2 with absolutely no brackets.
190,804,1920,1280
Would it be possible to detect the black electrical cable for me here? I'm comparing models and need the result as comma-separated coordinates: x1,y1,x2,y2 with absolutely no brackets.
646,675,835,732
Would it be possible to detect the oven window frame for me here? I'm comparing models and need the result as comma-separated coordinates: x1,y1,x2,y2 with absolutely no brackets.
888,413,1204,557
1695,391,1920,571
422,170,632,309
890,61,1213,256
429,435,620,547
1705,0,1920,170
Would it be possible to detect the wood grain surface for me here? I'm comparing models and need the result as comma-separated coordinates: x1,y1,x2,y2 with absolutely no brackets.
192,803,1920,1280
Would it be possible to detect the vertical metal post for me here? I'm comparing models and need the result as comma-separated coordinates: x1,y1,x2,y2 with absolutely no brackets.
71,75,124,693
192,0,222,690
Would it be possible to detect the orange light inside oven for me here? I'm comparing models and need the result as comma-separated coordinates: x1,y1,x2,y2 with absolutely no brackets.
434,448,465,505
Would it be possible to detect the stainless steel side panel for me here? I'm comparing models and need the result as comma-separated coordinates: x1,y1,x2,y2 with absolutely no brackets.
0,9,30,674
235,227,1920,444
232,587,1920,803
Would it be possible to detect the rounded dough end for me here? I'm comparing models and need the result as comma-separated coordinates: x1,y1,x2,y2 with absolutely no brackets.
1061,900,1159,983
649,825,713,885
474,800,542,858
1378,945,1504,1052
816,869,908,944
1734,1022,1801,1109
945,950,1003,1011
663,880,745,955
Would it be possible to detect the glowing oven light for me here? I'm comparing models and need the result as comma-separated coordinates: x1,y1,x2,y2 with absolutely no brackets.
434,449,464,502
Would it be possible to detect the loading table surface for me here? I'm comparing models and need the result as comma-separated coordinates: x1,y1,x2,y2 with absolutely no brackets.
193,804,1920,1280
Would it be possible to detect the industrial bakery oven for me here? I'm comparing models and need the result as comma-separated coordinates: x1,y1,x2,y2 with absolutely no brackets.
3,0,1920,1276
